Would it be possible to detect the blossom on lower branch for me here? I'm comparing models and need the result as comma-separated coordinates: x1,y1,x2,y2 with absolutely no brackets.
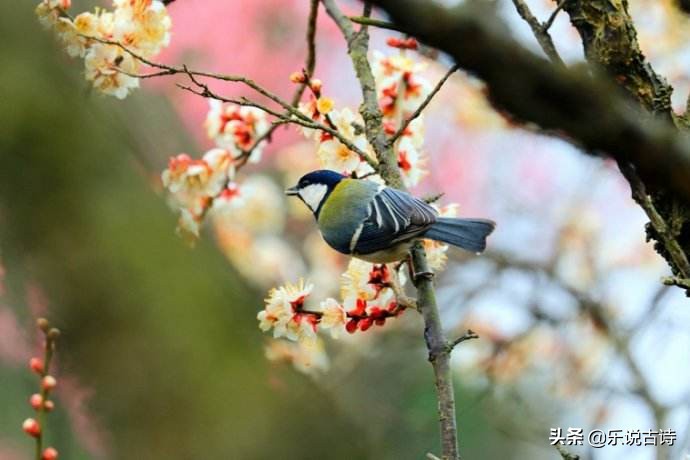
258,262,408,361
258,279,321,343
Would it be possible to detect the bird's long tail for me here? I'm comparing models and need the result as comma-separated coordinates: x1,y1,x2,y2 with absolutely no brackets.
424,217,496,253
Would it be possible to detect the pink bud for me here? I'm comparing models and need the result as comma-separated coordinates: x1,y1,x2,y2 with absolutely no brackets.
359,317,374,332
30,393,43,410
310,79,323,93
289,71,305,83
345,319,358,334
44,400,55,412
30,357,44,374
22,418,41,437
42,375,57,391
42,447,59,460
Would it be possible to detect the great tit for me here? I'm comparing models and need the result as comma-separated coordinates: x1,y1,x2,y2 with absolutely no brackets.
286,170,496,264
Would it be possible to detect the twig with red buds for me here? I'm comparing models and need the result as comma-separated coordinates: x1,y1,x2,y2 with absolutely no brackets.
23,317,61,460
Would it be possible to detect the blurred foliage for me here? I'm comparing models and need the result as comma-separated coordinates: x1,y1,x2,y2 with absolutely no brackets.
0,4,544,460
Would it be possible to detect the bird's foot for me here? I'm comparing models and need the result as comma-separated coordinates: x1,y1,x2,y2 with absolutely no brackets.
413,270,435,282
406,254,435,283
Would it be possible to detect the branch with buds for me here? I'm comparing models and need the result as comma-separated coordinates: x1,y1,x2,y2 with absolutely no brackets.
24,318,61,460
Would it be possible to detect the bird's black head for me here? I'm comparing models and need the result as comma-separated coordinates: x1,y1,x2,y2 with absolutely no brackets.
285,170,346,215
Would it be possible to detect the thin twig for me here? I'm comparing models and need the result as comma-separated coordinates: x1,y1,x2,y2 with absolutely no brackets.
349,15,402,32
448,329,479,350
619,163,690,281
510,0,564,65
555,443,580,460
543,0,567,32
389,64,459,145
176,80,378,168
423,192,445,204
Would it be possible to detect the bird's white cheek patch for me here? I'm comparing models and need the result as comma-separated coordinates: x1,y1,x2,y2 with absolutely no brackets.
299,184,328,212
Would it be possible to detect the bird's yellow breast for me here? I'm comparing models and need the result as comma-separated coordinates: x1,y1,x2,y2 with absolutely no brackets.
317,179,376,253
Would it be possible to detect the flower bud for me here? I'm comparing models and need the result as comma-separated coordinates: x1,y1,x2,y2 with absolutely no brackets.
22,418,41,437
42,447,59,460
309,79,323,93
42,375,57,391
386,37,418,50
30,357,45,374
36,318,50,332
289,71,306,83
47,328,61,340
345,319,358,334
359,317,374,332
30,393,44,410
44,400,55,412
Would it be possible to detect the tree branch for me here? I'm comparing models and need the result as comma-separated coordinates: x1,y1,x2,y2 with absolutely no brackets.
510,0,564,65
322,2,464,458
369,0,690,292
321,0,403,188
389,64,459,145
368,0,690,200
556,0,690,288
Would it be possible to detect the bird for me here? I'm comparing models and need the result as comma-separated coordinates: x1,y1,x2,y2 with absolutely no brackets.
285,170,496,264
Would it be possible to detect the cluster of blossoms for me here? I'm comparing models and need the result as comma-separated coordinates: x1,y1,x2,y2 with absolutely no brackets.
204,101,270,163
372,40,431,187
36,0,172,98
294,39,431,187
257,259,412,372
161,101,269,239
258,260,406,344
22,318,61,460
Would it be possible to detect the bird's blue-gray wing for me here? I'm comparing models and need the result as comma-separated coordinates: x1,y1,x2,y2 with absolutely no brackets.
351,187,437,255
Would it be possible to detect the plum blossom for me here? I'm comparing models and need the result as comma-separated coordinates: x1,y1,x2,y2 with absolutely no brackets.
213,174,285,234
35,0,71,28
84,44,140,99
36,0,172,98
258,279,318,344
219,234,305,287
316,108,371,174
162,149,234,213
112,0,172,57
372,49,431,187
205,101,270,163
396,137,428,188
161,148,234,238
317,298,347,338
264,338,330,375
296,98,327,139
340,259,397,309
371,50,431,118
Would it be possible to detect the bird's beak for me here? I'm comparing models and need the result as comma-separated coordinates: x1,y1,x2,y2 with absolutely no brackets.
285,186,299,196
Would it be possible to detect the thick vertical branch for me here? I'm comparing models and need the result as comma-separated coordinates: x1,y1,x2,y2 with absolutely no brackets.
321,1,462,458
411,242,460,460
320,0,403,188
